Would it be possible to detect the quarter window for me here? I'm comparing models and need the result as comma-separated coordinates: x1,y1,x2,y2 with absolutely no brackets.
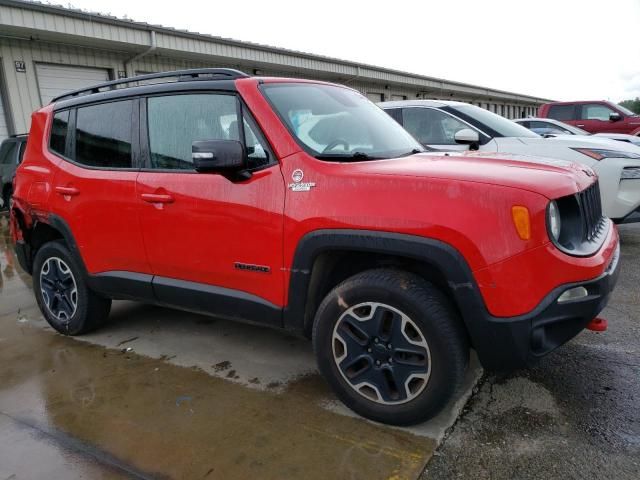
0,142,17,165
581,104,615,121
49,110,70,157
75,101,133,168
402,108,470,145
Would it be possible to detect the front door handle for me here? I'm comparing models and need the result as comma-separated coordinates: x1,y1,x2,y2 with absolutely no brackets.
55,186,80,196
576,124,585,127
140,193,175,204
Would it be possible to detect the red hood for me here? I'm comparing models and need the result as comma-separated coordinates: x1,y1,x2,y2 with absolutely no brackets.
354,151,595,199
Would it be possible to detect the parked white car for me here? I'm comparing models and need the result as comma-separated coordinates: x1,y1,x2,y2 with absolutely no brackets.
380,100,640,223
514,117,640,147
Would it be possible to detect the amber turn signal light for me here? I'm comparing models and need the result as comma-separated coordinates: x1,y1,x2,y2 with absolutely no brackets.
511,206,531,240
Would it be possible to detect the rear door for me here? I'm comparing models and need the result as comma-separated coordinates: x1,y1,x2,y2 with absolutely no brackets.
136,92,285,317
49,99,150,276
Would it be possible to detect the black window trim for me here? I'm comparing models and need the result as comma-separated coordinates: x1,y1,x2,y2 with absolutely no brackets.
139,90,277,174
50,98,140,171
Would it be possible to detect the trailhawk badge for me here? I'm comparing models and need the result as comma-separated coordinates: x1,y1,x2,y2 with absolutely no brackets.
288,169,316,192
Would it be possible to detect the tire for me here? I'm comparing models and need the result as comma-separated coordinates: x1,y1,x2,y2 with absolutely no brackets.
312,268,468,426
33,240,111,335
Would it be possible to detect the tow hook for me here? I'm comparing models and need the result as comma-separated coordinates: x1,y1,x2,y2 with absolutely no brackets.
586,317,608,332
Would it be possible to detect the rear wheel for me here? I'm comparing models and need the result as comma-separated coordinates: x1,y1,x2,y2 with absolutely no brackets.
33,240,111,335
312,268,468,426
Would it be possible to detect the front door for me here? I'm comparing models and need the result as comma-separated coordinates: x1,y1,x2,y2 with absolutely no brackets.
136,92,285,317
576,103,624,134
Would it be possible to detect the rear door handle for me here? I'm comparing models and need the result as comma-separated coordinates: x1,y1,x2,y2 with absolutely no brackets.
577,124,585,127
140,193,174,204
55,186,80,196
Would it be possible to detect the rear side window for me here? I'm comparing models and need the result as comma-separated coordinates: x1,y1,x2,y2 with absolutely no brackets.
547,105,576,121
75,101,133,168
50,110,70,157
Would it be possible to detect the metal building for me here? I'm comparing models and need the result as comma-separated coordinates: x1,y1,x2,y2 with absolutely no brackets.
0,0,551,141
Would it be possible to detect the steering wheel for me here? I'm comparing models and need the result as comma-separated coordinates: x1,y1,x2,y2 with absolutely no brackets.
323,139,350,153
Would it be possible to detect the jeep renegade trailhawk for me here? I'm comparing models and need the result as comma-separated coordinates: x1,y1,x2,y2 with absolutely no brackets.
11,69,620,426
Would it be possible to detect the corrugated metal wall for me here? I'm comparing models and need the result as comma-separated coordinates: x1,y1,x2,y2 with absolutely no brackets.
0,36,539,135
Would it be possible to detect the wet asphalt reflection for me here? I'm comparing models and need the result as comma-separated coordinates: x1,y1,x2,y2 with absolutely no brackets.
0,214,446,480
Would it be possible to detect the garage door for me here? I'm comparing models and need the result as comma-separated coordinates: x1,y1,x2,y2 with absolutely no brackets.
36,64,110,106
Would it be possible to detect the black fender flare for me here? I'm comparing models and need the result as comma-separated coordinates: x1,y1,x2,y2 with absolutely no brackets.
283,229,484,331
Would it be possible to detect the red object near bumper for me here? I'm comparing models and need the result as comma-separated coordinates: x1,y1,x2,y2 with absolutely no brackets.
587,317,608,332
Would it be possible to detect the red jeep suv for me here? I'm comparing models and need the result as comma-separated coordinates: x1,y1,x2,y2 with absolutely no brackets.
10,69,620,426
539,100,640,136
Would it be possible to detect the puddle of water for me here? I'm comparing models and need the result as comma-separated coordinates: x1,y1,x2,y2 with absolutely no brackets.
0,312,434,480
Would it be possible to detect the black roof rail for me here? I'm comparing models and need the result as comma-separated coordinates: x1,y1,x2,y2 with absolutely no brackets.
51,68,250,103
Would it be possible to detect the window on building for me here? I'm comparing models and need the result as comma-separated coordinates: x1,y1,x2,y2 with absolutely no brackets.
49,110,70,157
75,101,133,168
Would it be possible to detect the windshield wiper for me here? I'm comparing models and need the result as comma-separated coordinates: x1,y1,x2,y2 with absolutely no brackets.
315,151,385,161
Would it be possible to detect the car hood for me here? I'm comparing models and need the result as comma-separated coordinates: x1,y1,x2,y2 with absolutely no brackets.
357,151,595,200
519,134,640,153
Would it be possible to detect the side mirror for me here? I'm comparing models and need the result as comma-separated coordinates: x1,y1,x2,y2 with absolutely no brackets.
192,140,245,173
454,128,480,149
609,112,622,122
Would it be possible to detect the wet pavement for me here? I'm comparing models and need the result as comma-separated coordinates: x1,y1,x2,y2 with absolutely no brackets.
2,210,638,480
0,213,481,480
423,223,640,480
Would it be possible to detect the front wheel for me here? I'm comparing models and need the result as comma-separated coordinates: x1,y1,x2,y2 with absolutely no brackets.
312,269,468,426
33,240,111,335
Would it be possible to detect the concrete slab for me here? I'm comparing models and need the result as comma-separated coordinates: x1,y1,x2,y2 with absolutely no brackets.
0,214,481,479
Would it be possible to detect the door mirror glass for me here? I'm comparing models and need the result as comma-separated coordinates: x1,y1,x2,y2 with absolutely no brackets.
454,128,480,144
609,112,622,122
192,140,245,173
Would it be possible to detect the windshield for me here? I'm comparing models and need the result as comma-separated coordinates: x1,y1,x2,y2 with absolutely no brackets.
448,104,540,138
613,102,637,116
261,83,424,159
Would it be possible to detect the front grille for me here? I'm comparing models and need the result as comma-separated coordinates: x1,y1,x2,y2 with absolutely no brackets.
576,181,604,241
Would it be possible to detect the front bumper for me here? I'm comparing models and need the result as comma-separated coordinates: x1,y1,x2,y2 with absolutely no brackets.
471,239,620,371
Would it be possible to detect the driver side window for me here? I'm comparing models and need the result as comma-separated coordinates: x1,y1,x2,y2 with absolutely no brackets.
401,108,470,145
581,104,615,121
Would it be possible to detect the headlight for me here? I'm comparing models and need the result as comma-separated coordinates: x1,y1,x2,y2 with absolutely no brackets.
621,167,640,179
547,200,561,241
572,148,640,161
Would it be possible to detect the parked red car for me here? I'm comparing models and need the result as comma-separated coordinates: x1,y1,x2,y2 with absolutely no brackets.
539,100,640,136
10,69,620,425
